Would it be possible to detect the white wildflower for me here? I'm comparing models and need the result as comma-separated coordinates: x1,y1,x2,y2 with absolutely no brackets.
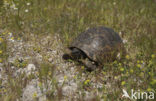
25,9,29,13
9,37,15,42
117,53,121,59
123,39,128,44
119,32,122,36
10,4,16,9
8,32,13,37
14,7,18,10
27,64,36,71
113,2,116,5
27,3,31,6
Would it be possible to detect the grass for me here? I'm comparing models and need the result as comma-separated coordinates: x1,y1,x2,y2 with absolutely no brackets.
0,0,156,100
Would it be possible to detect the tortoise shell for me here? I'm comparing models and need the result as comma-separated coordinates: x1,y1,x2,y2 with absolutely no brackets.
68,26,124,64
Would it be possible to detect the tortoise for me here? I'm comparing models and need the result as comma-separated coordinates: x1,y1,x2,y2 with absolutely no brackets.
63,26,125,70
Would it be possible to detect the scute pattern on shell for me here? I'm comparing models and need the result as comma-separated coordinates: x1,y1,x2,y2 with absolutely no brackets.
69,26,124,64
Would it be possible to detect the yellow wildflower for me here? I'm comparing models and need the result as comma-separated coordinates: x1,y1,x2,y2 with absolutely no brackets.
151,79,156,85
126,72,129,76
18,37,21,40
35,71,39,76
38,82,42,88
0,37,3,42
113,60,117,64
102,71,106,75
33,92,37,98
73,75,77,79
48,71,52,76
8,32,12,35
2,32,6,35
114,76,118,80
151,54,155,59
149,60,153,65
0,50,2,54
137,64,141,68
0,59,2,63
44,7,47,11
121,81,126,86
64,75,67,80
137,60,140,64
125,55,130,59
130,69,134,73
139,72,144,77
118,63,122,66
120,67,124,72
84,79,90,85
3,89,7,93
81,66,85,70
11,37,14,40
148,72,154,76
147,88,152,92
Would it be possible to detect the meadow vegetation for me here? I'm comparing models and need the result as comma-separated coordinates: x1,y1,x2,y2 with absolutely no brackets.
0,0,156,100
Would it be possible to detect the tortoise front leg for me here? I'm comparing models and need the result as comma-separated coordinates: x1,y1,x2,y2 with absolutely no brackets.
81,58,97,71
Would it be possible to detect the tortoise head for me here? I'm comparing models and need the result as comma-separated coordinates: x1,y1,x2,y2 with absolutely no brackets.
62,48,73,60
